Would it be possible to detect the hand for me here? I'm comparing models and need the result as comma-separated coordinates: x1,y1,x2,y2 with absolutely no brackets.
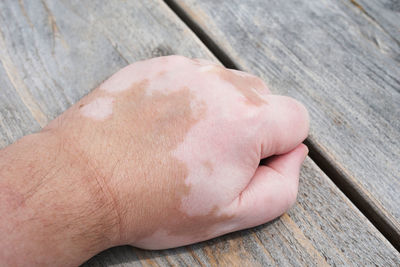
0,56,309,265
47,55,309,248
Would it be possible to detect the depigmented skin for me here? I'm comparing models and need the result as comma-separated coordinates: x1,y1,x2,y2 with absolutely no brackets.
80,97,114,120
216,68,268,106
44,55,309,250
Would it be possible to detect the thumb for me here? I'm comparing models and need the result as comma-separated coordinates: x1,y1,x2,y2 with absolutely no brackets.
227,144,308,230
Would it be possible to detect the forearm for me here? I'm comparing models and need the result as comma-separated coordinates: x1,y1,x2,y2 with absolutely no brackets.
0,131,117,266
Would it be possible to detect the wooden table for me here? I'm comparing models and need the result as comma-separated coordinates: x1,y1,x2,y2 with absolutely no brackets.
0,0,399,266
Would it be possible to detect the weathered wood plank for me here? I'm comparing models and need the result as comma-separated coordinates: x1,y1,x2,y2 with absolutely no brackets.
334,0,400,61
0,0,399,266
170,0,400,243
351,0,400,48
0,61,41,146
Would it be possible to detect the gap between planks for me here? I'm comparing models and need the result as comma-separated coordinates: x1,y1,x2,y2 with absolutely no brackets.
162,0,400,252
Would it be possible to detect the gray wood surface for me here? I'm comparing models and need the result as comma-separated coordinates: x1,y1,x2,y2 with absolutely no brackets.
0,0,399,266
354,0,400,47
170,0,400,242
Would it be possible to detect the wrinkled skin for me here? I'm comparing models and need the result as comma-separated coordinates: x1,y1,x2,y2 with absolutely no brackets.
45,55,309,249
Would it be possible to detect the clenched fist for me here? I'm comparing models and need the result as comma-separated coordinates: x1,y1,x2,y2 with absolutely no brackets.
0,56,309,266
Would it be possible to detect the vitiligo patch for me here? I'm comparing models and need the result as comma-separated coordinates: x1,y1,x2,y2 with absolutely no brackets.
80,97,114,120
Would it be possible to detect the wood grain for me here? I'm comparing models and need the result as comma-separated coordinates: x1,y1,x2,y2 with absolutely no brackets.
0,0,398,266
351,0,400,46
170,0,400,242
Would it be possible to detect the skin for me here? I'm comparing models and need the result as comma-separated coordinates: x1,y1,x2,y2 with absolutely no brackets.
0,55,309,266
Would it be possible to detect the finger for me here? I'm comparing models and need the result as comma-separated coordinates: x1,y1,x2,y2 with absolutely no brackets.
227,144,308,230
258,95,309,158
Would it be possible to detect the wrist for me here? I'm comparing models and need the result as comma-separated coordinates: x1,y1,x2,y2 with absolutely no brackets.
0,131,119,266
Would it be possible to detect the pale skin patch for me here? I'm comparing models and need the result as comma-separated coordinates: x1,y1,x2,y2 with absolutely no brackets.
192,58,221,66
216,69,268,106
168,62,270,218
79,97,114,120
198,65,217,73
197,64,269,106
99,58,166,93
